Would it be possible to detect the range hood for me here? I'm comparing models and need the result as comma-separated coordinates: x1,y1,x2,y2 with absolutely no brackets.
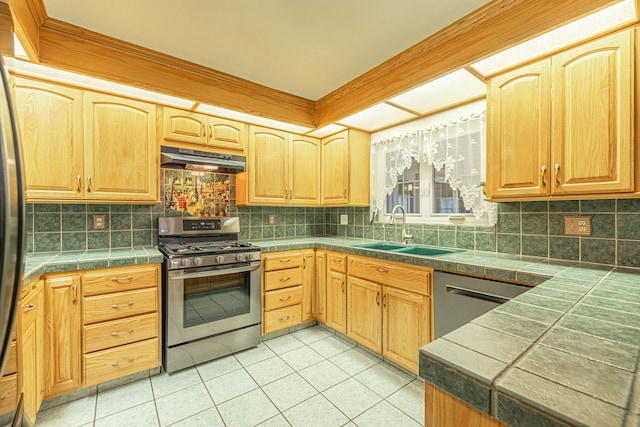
160,146,246,173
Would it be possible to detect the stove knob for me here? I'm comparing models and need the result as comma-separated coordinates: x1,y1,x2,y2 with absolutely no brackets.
169,260,180,269
194,257,204,266
245,252,253,261
235,253,246,262
215,255,225,264
181,258,192,267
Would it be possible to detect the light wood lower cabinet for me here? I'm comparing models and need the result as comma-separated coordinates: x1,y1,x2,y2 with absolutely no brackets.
425,382,506,427
19,279,44,423
301,250,315,322
347,256,432,373
315,251,327,323
44,274,82,398
327,253,347,335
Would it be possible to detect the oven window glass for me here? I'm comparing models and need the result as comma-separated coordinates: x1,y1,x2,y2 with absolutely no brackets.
182,272,250,328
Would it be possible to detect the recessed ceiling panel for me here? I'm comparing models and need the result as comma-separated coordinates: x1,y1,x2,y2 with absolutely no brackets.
196,104,313,134
43,0,492,100
388,69,486,114
337,103,416,132
306,124,347,138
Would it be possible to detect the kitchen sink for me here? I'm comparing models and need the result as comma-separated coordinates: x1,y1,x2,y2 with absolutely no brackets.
393,245,462,256
355,242,406,251
356,242,463,257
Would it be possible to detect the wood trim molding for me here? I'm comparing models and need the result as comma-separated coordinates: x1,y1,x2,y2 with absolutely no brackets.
315,0,622,127
8,0,47,62
0,3,14,56
36,19,316,128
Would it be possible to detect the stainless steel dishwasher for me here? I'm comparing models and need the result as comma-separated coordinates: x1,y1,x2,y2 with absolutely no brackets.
433,271,531,339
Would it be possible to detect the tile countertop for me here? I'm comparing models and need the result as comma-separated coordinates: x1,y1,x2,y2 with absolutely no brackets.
23,246,164,286
253,237,640,427
25,237,640,426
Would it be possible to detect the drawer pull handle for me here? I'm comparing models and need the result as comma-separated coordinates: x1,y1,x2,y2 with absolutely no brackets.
111,276,134,281
332,258,342,263
279,296,292,302
24,303,36,312
279,277,291,282
112,358,135,367
279,258,291,263
375,267,389,273
112,302,134,309
111,329,134,336
279,315,291,322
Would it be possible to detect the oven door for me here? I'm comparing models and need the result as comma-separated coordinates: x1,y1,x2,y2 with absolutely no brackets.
166,261,261,347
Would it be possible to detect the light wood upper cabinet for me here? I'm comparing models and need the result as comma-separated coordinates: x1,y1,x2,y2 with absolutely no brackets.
14,77,84,201
240,126,320,205
486,60,551,198
321,129,370,206
163,107,247,152
551,30,633,195
486,28,634,200
84,92,158,202
44,274,81,398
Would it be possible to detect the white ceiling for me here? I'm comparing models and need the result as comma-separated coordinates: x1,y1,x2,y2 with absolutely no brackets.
42,0,492,101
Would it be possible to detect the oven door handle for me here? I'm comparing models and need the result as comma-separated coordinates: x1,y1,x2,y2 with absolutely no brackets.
170,262,260,280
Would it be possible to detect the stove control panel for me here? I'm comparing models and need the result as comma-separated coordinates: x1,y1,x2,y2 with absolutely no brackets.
164,251,260,271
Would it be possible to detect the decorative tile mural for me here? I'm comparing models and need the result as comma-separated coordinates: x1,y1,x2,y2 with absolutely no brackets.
162,169,231,217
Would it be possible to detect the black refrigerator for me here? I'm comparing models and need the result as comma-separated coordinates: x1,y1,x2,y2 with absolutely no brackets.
0,56,26,425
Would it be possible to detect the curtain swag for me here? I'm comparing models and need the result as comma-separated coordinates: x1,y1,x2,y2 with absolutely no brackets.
370,111,497,225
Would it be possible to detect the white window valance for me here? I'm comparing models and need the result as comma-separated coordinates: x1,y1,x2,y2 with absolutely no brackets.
370,111,497,225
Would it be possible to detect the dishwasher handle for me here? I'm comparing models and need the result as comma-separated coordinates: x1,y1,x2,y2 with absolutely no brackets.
445,285,511,304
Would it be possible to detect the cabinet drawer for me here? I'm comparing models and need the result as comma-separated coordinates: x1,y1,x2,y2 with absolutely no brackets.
84,337,159,387
264,254,303,271
82,265,159,296
264,286,303,311
264,267,303,291
349,257,431,295
328,253,347,273
263,304,301,334
2,342,16,376
84,313,158,353
0,374,17,415
83,287,158,324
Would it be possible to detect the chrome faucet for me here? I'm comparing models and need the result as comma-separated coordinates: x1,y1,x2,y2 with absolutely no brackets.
389,204,413,244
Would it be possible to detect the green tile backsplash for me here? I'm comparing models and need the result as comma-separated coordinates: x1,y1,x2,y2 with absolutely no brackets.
26,195,640,268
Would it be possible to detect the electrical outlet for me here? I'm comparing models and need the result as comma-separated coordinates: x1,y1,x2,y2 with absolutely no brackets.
93,214,106,230
340,214,348,225
268,214,276,225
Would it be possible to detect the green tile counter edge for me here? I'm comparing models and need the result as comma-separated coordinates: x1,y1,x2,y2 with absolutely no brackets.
23,246,164,286
253,237,640,427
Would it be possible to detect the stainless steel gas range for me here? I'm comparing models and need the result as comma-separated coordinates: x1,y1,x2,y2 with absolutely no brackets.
158,216,261,373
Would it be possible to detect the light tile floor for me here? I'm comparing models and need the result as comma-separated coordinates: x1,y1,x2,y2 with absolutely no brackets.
34,326,425,427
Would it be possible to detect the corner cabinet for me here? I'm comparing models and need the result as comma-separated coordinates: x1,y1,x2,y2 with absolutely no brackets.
321,129,370,206
238,126,320,206
486,28,635,200
14,77,159,203
162,107,247,153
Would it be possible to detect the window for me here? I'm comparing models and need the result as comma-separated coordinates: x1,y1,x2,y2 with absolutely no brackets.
371,110,496,225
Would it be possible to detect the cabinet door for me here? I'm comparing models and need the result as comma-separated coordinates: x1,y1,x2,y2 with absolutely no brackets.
290,135,320,205
382,286,430,373
14,78,84,201
44,275,81,398
327,270,347,334
486,60,551,199
551,29,633,195
301,250,315,322
19,281,43,423
321,131,349,204
248,126,288,204
347,276,382,353
163,107,207,145
84,92,158,202
315,251,327,324
209,117,246,152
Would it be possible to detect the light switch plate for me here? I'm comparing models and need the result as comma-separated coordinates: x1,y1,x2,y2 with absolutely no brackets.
340,214,348,225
